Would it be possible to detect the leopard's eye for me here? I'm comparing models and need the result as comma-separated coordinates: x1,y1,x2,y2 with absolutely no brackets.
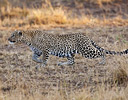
18,31,22,36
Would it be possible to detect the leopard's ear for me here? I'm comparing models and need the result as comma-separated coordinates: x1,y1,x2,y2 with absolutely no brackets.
18,31,22,36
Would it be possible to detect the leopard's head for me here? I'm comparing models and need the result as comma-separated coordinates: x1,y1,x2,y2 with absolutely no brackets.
8,30,23,44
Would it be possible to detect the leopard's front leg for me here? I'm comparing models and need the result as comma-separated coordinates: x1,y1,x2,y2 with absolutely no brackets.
32,53,43,63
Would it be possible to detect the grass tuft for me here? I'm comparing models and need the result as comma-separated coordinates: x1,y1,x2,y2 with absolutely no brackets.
113,68,128,86
28,8,68,25
0,6,29,21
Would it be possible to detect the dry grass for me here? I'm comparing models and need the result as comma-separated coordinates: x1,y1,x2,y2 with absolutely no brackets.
0,5,93,28
0,0,128,29
0,27,128,100
91,0,115,7
0,0,128,100
1,6,128,29
81,0,115,5
0,86,128,100
28,8,68,25
78,0,124,7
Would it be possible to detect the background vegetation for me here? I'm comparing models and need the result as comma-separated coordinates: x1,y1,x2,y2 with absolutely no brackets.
0,0,128,29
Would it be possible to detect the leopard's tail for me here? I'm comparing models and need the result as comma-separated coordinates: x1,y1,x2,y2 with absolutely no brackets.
91,40,128,55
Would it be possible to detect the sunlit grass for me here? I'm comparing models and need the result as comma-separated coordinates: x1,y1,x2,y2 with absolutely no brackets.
0,0,128,29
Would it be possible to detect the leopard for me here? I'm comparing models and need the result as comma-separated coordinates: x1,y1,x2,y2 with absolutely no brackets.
8,30,128,66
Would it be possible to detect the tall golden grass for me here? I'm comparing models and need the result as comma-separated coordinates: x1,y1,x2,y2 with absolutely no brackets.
0,0,128,29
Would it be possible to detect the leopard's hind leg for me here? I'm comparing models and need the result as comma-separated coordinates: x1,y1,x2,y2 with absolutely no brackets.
99,54,106,65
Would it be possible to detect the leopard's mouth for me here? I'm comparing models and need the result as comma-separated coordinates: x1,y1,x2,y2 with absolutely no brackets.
8,38,16,44
9,41,15,44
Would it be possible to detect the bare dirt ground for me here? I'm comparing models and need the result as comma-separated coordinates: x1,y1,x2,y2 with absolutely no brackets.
0,26,128,99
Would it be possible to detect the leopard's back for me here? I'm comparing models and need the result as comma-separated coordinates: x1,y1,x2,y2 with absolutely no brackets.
35,33,103,58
